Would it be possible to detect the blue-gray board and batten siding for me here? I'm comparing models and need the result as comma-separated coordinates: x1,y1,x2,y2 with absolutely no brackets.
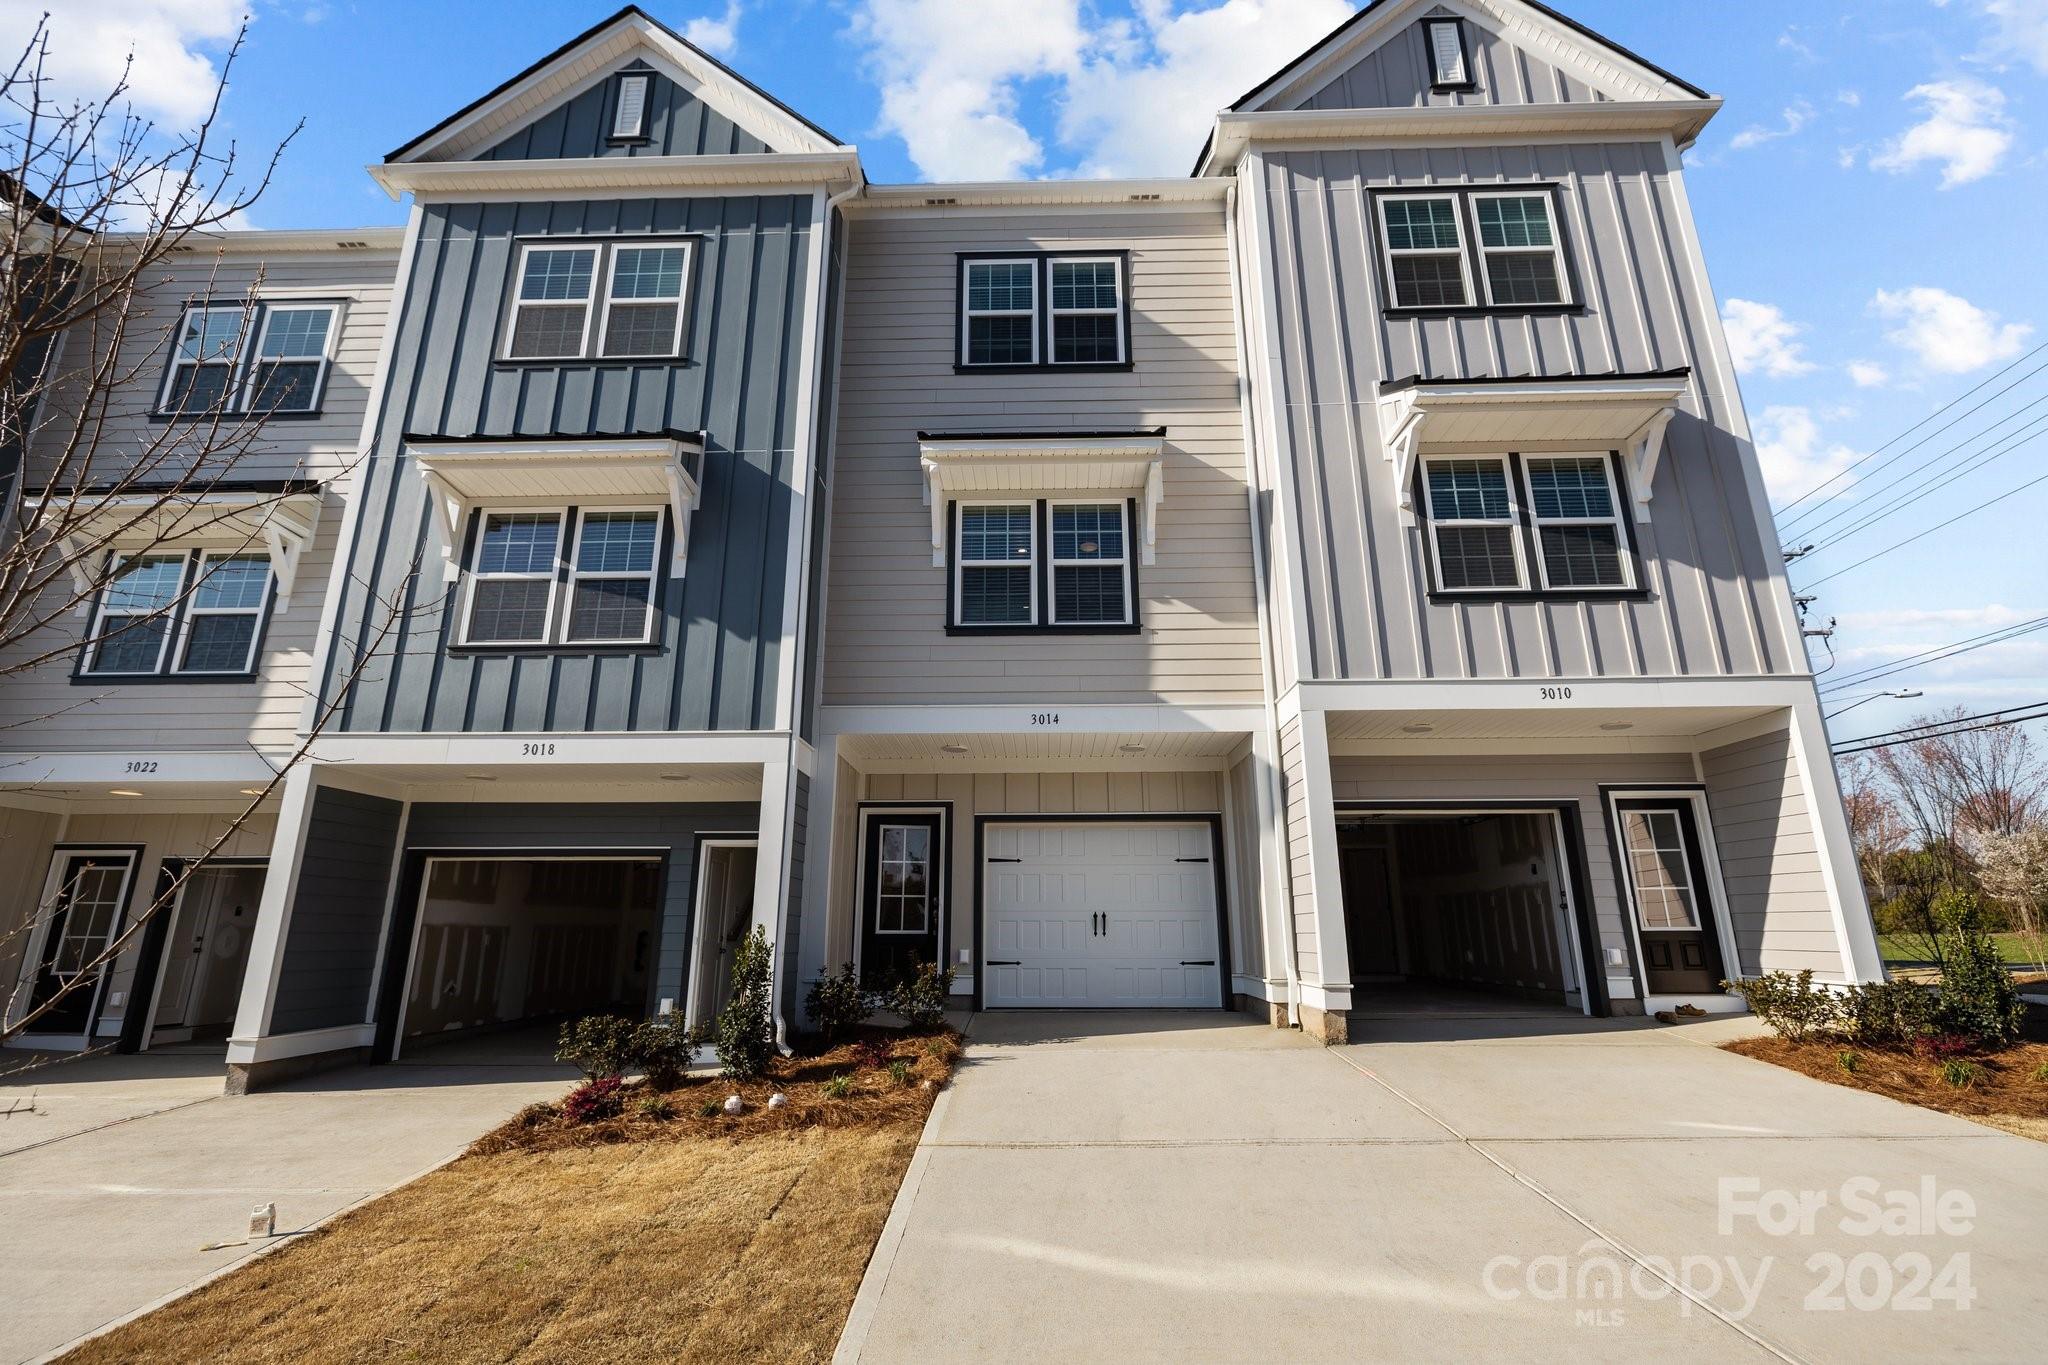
319,190,817,735
269,786,405,1034
481,61,773,160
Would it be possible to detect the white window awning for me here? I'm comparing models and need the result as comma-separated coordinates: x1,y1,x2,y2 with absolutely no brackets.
917,429,1167,567
1376,370,1689,522
33,483,325,611
407,431,704,578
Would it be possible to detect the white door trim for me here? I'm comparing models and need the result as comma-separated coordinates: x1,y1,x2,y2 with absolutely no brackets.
4,847,143,1049
684,837,759,1031
1605,788,1742,1011
852,804,952,990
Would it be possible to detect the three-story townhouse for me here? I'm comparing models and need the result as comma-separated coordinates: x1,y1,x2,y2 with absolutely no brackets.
1212,0,1882,1039
0,228,401,1055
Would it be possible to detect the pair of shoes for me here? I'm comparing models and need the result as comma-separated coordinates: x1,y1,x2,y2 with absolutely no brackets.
1674,1003,1707,1017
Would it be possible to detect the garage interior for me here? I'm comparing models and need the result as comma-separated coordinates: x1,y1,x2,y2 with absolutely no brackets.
1336,812,1582,1013
400,857,661,1054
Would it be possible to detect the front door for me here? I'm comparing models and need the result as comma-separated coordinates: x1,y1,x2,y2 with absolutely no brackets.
1614,800,1726,995
25,854,136,1036
860,814,942,990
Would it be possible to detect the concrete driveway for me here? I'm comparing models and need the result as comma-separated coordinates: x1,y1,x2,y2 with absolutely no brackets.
837,1010,2048,1364
0,1036,575,1363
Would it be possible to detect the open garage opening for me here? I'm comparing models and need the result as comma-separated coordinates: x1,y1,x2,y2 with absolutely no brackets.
1336,810,1590,1017
396,856,662,1060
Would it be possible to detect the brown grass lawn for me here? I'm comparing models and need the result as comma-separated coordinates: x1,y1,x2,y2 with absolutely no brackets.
67,1031,959,1364
1724,1036,2048,1141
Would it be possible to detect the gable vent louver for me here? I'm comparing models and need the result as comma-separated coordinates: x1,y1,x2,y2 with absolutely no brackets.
612,73,651,141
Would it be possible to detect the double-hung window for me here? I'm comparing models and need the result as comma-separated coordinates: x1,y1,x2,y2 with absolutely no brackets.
158,302,340,416
1523,456,1631,588
958,253,1130,369
159,307,245,414
1379,196,1471,309
1422,458,1524,592
954,503,1036,626
1472,193,1569,306
83,551,275,677
599,244,689,358
460,508,664,647
506,246,599,361
1049,502,1132,625
242,305,338,413
962,261,1039,367
504,239,693,362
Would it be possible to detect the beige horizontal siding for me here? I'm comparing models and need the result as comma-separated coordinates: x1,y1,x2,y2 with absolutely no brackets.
824,209,1261,706
0,804,65,998
1278,715,1319,980
1700,728,1843,979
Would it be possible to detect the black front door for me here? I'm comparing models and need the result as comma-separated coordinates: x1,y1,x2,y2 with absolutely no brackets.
1614,800,1726,995
860,814,942,990
26,854,134,1036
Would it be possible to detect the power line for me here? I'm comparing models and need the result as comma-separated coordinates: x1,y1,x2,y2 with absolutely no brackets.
1785,401,2048,544
1832,701,2048,750
1832,705,2048,757
1774,340,2048,519
1798,467,2048,589
1817,614,2048,693
1798,420,2048,558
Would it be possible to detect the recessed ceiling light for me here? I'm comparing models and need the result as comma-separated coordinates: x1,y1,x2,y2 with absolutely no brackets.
1118,742,1146,753
464,773,497,781
940,743,970,754
660,774,695,782
1401,723,1434,735
1599,722,1635,732
108,788,144,797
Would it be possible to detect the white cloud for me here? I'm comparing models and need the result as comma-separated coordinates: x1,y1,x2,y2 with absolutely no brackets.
1722,299,1818,379
1869,78,2015,187
1948,0,2048,74
1754,405,1862,505
848,0,1351,181
0,0,245,125
1837,89,1862,108
1057,0,1354,178
1871,286,2033,373
1847,360,1891,388
1729,101,1814,151
682,1,744,58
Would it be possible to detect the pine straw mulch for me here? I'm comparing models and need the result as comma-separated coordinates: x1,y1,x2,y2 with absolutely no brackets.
64,1028,962,1365
1723,1035,2048,1140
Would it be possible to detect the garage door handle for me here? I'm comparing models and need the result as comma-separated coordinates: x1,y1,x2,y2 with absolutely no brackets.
1175,857,1210,863
986,959,1021,966
1180,960,1215,966
987,857,1022,863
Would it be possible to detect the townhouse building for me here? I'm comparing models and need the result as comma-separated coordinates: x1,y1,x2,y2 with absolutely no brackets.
1,0,1883,1083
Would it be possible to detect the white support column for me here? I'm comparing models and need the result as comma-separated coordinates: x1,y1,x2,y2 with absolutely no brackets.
1788,694,1887,983
751,752,796,1044
1248,723,1298,1022
229,762,321,1047
794,738,839,1007
1293,708,1354,1021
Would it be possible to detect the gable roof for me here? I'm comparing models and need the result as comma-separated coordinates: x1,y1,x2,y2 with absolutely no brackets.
385,5,845,164
1229,0,1709,115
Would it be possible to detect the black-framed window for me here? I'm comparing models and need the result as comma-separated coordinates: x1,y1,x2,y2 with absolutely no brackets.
948,497,1139,631
1374,186,1575,314
81,549,275,678
502,237,694,362
1417,452,1639,597
957,252,1130,371
457,505,664,647
1423,17,1474,91
156,300,341,417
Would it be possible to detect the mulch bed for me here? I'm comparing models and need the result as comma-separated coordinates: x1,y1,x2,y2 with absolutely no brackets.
473,1026,962,1154
1723,1035,2048,1132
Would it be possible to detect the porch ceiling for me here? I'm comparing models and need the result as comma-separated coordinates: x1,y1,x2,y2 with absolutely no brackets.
836,730,1245,767
1323,705,1777,743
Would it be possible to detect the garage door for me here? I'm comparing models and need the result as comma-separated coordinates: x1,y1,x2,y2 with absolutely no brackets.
983,822,1223,1009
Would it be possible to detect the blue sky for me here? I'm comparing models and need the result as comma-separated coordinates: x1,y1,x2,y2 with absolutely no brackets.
9,0,2044,741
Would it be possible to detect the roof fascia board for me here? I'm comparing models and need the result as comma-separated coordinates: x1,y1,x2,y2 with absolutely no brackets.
369,151,862,201
97,226,406,254
851,178,1228,212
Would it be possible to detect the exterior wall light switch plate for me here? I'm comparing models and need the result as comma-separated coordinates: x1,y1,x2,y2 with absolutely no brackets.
1606,947,1626,966
658,998,675,1015
958,949,971,964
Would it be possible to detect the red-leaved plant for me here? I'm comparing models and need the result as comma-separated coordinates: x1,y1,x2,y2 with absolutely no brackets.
562,1075,627,1123
1914,1033,1978,1062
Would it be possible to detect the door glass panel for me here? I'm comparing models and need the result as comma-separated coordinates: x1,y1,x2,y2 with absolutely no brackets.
54,862,126,976
875,823,932,934
1621,809,1698,930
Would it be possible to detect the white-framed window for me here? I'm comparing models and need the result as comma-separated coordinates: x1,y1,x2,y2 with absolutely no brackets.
84,553,188,675
176,552,273,673
611,72,652,141
1472,192,1570,307
960,259,1039,367
1522,455,1632,589
1421,457,1526,592
1048,257,1125,365
1378,195,1472,309
1048,500,1132,625
954,501,1036,626
241,303,340,413
505,244,600,360
461,510,565,644
158,305,247,414
873,822,934,935
1423,17,1471,89
565,508,661,643
599,241,691,359
1620,807,1701,931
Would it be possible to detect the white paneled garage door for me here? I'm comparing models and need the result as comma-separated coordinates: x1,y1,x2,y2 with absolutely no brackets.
983,822,1223,1009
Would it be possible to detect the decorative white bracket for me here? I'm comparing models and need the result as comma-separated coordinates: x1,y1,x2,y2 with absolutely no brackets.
1624,407,1676,523
663,462,701,577
917,432,1167,569
1376,391,1427,522
921,455,947,567
1140,460,1163,567
416,462,467,582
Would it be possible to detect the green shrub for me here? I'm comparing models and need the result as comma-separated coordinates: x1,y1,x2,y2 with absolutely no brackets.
2032,1062,2048,1084
716,926,777,1080
698,1097,724,1118
1839,979,1938,1046
1722,970,1843,1043
634,1014,696,1090
821,1072,854,1099
1932,890,2025,1047
805,963,874,1047
1938,1058,1983,1088
887,1058,912,1086
1837,1050,1860,1075
634,1093,677,1121
556,1014,640,1079
886,959,956,1030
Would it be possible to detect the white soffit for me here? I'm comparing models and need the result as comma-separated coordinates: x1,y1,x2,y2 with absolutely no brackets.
1324,704,1773,743
408,434,703,578
1377,372,1688,520
36,486,324,611
917,432,1167,567
838,729,1242,767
